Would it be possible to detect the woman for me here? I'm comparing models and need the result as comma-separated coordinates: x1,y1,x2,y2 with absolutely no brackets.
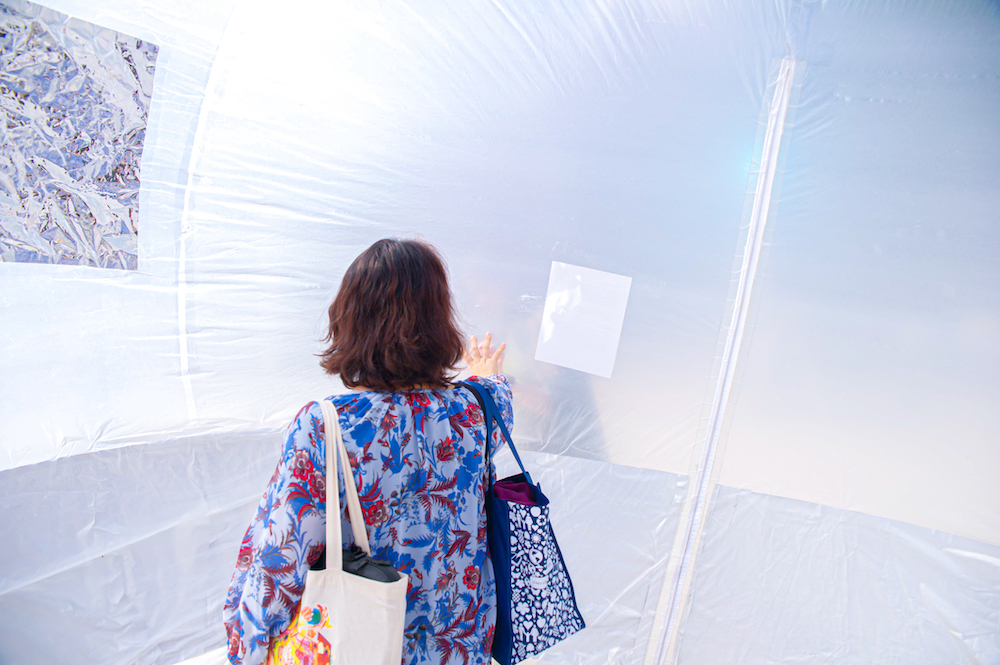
223,238,511,665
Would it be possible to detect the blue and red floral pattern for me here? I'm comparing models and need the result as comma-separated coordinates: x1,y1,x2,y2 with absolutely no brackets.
224,375,513,665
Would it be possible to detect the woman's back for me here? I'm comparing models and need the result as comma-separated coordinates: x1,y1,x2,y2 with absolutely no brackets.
224,238,511,665
224,376,512,665
331,381,511,664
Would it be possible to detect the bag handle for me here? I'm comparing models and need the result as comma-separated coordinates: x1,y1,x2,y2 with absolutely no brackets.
460,382,493,488
319,399,372,573
460,381,533,487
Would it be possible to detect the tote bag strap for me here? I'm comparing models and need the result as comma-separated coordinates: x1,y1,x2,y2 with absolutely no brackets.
318,399,372,572
461,383,493,488
460,381,532,487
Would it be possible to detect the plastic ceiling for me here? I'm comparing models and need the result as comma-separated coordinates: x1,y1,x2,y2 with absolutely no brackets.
1,0,998,663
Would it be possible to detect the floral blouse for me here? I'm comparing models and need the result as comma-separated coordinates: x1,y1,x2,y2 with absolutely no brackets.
224,375,513,665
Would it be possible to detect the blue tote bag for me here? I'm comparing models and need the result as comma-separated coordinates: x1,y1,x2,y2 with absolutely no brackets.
461,381,586,665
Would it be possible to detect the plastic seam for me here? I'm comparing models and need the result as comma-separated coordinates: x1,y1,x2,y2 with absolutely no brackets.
176,9,238,421
646,57,798,665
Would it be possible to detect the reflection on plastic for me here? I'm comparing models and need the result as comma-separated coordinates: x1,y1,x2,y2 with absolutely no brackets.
535,262,632,379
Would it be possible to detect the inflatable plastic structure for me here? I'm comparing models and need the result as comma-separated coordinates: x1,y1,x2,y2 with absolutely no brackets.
1,0,998,663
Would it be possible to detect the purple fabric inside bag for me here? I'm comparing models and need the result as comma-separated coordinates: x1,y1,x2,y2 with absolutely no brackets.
494,480,536,506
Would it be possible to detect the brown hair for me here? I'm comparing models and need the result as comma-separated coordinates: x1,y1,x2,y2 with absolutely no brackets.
319,238,464,391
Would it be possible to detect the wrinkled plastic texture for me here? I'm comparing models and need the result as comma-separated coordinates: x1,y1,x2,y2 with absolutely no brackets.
0,431,277,664
0,0,157,269
0,0,997,663
677,486,1000,663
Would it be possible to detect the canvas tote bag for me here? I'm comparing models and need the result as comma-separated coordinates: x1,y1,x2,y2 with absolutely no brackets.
267,399,409,665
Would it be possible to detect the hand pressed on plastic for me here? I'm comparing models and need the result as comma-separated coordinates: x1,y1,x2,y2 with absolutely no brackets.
463,333,506,377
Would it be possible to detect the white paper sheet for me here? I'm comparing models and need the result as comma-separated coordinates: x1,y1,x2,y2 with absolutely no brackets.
534,261,632,378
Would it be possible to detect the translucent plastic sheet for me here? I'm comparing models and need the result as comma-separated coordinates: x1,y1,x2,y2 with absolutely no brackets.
175,0,777,474
0,440,684,665
4,0,768,659
0,0,997,663
677,486,1000,664
0,431,278,664
717,0,1000,546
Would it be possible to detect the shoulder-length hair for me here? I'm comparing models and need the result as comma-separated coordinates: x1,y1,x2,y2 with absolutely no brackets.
320,238,464,391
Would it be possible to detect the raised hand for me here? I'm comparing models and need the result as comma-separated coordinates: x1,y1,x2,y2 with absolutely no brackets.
462,333,506,376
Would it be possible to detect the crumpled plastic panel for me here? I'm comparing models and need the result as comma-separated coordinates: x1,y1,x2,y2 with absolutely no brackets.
0,0,157,269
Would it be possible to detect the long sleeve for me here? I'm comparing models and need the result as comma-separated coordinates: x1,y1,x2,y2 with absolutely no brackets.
468,373,514,447
223,401,328,665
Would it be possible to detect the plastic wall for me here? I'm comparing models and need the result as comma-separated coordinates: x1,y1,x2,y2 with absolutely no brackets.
0,0,997,663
